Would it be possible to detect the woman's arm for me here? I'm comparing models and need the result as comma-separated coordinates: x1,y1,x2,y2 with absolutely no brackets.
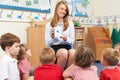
45,22,54,46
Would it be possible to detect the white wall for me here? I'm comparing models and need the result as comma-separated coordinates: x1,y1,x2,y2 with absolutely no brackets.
93,0,120,16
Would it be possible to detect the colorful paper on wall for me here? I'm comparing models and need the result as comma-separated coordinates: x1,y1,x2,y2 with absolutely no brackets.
12,0,19,3
34,0,39,4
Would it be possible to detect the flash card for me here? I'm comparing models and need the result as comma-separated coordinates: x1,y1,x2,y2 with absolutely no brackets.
54,27,62,38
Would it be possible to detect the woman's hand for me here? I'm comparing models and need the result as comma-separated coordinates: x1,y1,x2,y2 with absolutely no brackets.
60,35,67,41
51,28,55,38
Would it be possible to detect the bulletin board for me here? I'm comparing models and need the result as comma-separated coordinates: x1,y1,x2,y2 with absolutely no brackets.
0,0,51,13
65,0,91,17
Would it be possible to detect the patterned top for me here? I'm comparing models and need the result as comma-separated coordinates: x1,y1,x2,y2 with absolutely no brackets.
68,65,99,80
18,58,31,80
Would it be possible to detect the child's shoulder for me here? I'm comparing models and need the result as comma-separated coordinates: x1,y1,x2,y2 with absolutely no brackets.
1,54,12,62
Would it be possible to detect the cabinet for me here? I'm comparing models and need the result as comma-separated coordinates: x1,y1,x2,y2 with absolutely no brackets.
74,27,85,49
27,26,45,67
86,26,112,60
27,20,50,67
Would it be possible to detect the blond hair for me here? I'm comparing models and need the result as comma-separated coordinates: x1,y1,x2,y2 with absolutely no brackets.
102,48,120,66
39,47,55,64
114,42,120,51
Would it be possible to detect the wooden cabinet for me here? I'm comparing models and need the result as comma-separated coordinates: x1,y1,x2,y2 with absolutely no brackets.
86,26,112,60
74,27,85,49
27,26,45,67
27,20,50,67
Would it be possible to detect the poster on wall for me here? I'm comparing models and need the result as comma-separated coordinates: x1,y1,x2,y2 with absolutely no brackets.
65,0,91,17
0,0,51,13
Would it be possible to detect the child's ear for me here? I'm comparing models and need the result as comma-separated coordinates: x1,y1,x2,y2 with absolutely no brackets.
5,46,10,51
52,57,56,63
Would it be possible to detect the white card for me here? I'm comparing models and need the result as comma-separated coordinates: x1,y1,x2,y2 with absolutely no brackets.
54,27,62,38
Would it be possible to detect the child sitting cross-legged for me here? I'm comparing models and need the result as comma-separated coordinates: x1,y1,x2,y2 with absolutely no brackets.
63,45,99,80
34,47,63,80
16,43,32,80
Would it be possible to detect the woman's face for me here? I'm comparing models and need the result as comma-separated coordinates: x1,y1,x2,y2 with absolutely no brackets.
57,4,67,19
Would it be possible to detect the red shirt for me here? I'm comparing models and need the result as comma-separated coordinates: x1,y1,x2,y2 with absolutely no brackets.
100,66,120,80
34,63,63,80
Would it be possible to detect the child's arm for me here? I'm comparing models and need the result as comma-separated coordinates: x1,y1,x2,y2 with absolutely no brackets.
22,73,29,80
63,64,74,78
64,77,73,80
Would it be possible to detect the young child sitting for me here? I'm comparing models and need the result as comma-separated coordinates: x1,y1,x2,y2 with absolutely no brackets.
17,43,32,80
0,33,20,80
100,48,120,80
114,42,120,67
63,45,99,80
34,47,63,80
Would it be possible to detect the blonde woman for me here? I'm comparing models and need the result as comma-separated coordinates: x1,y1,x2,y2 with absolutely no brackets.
45,1,75,70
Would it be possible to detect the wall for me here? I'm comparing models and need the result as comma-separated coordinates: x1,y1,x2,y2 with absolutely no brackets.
93,0,120,16
0,0,57,53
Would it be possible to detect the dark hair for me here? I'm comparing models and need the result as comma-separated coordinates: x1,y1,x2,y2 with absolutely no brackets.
39,47,55,64
51,1,69,31
74,45,95,67
17,43,28,61
0,33,20,51
102,48,120,66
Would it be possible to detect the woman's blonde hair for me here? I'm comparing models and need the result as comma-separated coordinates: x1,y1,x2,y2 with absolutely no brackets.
51,1,69,31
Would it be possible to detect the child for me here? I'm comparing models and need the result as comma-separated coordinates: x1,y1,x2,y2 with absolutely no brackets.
34,47,63,80
114,42,120,54
114,42,120,67
16,43,31,80
100,48,120,80
0,33,20,80
63,45,99,80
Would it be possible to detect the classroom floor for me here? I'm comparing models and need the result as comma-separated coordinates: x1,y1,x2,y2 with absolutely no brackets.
94,61,104,75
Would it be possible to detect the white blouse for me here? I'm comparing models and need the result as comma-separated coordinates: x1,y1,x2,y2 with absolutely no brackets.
45,20,75,46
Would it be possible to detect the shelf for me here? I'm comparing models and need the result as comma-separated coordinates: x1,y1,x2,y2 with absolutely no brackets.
76,38,84,40
75,27,85,29
74,26,85,49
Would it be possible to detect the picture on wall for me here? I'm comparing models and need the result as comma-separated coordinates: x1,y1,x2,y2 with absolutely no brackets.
65,0,91,17
0,0,51,13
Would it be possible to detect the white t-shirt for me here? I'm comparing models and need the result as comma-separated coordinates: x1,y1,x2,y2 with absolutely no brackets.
0,53,20,80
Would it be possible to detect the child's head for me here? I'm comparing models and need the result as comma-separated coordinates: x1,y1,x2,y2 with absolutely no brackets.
114,42,120,54
101,48,120,66
74,45,95,67
39,47,55,64
0,33,20,57
17,43,31,61
114,42,120,49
